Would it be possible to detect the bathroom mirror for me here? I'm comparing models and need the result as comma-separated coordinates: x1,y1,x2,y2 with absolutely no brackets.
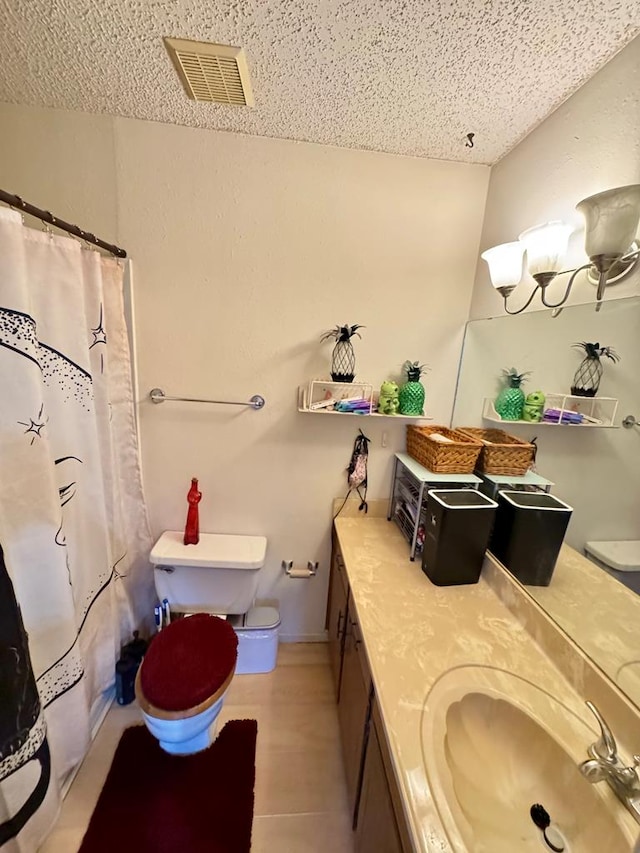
452,295,640,708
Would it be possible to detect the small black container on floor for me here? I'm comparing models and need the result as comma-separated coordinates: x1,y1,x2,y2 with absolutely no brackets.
489,490,573,586
421,489,497,586
115,631,148,706
115,656,138,705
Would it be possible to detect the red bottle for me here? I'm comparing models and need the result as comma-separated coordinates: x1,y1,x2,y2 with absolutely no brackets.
183,477,202,545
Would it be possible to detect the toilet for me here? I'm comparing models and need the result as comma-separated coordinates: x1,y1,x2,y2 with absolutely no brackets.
135,612,237,755
136,531,280,754
584,540,640,596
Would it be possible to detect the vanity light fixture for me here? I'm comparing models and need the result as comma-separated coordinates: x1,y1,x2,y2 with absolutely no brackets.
482,184,640,315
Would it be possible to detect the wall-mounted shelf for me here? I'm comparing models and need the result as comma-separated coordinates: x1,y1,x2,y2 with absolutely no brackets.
298,407,433,421
482,395,619,428
297,383,433,421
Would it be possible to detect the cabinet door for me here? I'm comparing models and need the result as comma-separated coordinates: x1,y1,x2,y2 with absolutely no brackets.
327,546,348,698
338,608,372,817
355,717,403,853
327,568,348,698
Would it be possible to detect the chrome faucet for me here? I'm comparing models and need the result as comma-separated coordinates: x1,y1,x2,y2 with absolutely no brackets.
578,701,640,825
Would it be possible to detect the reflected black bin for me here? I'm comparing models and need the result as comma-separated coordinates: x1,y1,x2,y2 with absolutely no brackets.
421,489,497,586
489,490,573,586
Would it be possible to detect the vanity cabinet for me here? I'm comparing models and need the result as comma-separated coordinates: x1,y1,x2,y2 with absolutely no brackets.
330,535,414,851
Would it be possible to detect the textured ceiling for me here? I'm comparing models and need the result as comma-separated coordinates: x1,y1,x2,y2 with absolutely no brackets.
0,0,638,165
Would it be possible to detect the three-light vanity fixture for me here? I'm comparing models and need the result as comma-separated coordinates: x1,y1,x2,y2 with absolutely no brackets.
481,184,640,315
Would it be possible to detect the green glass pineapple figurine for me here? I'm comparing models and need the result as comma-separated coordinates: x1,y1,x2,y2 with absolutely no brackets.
495,368,530,420
398,361,428,415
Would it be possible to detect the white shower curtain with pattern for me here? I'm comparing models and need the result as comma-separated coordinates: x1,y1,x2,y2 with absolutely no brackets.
0,207,154,852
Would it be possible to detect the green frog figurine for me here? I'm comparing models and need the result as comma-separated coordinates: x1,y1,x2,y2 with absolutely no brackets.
378,380,400,415
522,391,545,422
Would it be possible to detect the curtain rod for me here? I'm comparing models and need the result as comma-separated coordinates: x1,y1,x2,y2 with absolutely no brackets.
0,189,127,258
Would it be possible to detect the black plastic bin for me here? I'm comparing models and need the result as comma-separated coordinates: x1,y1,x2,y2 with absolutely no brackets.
489,490,573,586
421,489,497,586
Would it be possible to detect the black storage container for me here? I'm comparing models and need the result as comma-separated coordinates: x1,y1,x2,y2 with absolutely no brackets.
115,656,138,706
421,489,497,586
115,631,148,706
489,490,573,586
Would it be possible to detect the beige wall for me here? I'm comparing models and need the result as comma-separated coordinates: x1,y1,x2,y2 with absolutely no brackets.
469,35,640,320
0,105,118,240
0,102,489,639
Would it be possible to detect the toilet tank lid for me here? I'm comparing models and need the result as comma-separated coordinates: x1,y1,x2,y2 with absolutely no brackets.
150,532,267,569
585,540,640,573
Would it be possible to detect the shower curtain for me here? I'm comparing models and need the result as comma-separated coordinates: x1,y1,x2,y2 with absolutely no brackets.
0,207,154,851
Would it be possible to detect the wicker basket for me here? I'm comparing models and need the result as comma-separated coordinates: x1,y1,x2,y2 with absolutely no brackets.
455,427,534,475
406,426,482,474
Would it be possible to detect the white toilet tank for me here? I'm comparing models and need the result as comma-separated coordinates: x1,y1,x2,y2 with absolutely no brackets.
150,531,268,614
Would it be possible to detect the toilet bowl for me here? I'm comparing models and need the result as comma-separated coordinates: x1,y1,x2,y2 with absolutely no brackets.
135,612,238,755
584,540,640,595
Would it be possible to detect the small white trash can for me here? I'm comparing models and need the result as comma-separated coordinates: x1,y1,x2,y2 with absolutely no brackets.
233,606,281,674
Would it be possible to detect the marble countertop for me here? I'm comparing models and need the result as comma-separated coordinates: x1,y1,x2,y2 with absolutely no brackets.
334,513,638,852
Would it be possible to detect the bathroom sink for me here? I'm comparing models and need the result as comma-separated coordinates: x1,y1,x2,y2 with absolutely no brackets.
421,666,633,852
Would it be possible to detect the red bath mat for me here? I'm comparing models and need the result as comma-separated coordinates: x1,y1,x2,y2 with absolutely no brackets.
78,720,257,853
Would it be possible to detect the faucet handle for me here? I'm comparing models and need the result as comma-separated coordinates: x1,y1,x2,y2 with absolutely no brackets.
585,701,618,762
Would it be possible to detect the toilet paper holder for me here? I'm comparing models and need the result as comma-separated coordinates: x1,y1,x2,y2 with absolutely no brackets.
282,560,318,578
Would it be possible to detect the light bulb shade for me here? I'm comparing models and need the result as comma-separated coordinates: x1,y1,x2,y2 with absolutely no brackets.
576,184,640,260
481,242,524,290
518,221,573,277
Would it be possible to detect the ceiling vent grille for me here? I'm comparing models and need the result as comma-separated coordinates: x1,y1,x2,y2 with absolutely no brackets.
164,38,254,106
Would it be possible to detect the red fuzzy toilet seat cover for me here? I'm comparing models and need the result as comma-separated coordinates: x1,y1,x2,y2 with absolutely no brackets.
140,614,238,712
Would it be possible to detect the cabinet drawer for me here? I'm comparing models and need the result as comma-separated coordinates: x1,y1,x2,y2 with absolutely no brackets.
335,546,348,598
349,603,372,690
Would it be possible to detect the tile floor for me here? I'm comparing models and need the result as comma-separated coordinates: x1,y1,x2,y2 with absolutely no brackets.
39,642,354,852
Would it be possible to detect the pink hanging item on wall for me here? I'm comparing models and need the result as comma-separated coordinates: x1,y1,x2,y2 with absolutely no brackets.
183,477,202,545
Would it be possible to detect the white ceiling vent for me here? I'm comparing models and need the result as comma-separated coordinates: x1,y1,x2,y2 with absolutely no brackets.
164,37,254,106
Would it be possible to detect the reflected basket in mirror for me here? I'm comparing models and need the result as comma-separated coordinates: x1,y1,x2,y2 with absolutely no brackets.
406,426,482,473
455,428,534,475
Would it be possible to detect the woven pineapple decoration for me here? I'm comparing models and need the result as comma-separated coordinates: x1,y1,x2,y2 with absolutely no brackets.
570,342,619,397
320,324,364,382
